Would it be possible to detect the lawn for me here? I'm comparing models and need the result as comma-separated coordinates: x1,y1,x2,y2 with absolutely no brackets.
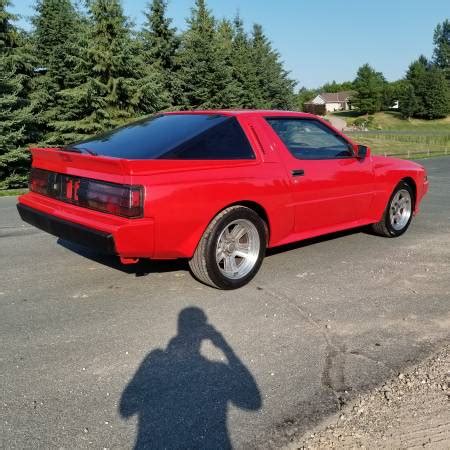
0,188,28,197
331,111,450,157
331,110,450,132
346,133,449,158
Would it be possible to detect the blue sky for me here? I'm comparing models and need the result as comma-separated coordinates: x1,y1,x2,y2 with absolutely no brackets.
10,0,450,89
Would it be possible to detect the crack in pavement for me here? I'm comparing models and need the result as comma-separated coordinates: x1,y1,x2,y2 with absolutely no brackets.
261,287,393,410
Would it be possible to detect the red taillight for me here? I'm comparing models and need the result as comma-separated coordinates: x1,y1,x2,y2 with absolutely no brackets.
29,168,49,195
78,180,143,218
29,168,144,218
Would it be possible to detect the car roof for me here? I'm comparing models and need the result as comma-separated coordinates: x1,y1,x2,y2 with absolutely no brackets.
164,109,318,119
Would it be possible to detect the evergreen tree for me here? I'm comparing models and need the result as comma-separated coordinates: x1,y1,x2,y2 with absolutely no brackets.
382,81,400,110
215,18,242,107
433,19,450,84
32,0,80,86
141,0,180,103
405,55,429,117
405,56,448,119
0,1,36,188
53,0,167,142
85,0,136,124
399,82,418,119
229,15,261,108
178,0,235,108
31,0,85,144
0,0,307,188
251,23,295,109
142,0,178,71
130,38,171,115
353,63,386,114
421,66,449,119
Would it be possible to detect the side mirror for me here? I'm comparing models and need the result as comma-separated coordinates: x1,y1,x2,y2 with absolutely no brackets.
356,144,370,160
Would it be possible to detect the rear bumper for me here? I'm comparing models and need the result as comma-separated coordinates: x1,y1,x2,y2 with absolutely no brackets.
17,192,155,258
17,203,116,254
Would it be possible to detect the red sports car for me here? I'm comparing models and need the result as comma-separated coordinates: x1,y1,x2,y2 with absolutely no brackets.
17,110,428,289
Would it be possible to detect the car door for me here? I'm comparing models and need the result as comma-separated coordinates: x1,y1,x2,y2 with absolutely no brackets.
264,117,374,234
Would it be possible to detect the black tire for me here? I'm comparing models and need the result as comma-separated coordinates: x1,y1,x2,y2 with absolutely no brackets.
371,181,415,237
189,206,267,289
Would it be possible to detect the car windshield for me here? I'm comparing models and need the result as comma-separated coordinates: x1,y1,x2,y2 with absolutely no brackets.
67,114,255,160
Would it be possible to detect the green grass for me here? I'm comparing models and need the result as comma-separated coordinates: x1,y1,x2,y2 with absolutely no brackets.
332,111,450,132
346,133,449,157
0,188,28,197
330,111,450,157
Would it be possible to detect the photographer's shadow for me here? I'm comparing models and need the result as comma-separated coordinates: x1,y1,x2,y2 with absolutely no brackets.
119,307,262,449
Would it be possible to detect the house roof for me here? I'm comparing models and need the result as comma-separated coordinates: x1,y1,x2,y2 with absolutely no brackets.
318,91,354,103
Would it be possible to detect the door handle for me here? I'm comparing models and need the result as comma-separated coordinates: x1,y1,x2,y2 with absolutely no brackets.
291,169,305,177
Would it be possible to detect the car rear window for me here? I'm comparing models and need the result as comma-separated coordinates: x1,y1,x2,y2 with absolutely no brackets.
68,114,255,160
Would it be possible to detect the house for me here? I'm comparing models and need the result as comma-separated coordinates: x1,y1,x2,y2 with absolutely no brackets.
304,91,354,115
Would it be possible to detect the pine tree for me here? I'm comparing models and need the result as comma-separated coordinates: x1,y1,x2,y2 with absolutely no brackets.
51,0,167,143
405,55,429,117
251,24,295,109
399,83,418,119
353,64,386,114
142,0,178,71
229,15,261,108
130,37,171,115
32,0,81,87
433,20,450,84
85,0,136,124
405,56,448,119
141,0,180,104
178,0,235,108
0,0,36,189
215,19,242,107
31,0,85,144
421,66,449,119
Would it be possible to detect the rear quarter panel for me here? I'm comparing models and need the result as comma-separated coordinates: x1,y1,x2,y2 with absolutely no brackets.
131,160,294,258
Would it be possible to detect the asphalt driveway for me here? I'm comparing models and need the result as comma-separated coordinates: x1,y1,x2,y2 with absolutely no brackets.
1,157,449,449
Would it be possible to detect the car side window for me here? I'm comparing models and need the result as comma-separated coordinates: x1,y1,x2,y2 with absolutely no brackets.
266,118,353,160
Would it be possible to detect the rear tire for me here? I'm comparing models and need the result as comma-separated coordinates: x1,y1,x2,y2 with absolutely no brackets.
189,206,267,289
371,181,415,237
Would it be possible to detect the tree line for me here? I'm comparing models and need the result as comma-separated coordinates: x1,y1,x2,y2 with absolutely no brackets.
0,0,296,189
1,0,449,190
297,20,450,120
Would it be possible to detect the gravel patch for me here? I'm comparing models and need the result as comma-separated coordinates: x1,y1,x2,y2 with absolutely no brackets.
288,345,449,449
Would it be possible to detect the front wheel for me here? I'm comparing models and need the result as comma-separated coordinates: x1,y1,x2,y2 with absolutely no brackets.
189,206,267,289
371,181,415,237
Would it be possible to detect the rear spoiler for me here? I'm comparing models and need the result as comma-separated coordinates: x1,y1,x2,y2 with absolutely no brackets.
30,147,132,182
